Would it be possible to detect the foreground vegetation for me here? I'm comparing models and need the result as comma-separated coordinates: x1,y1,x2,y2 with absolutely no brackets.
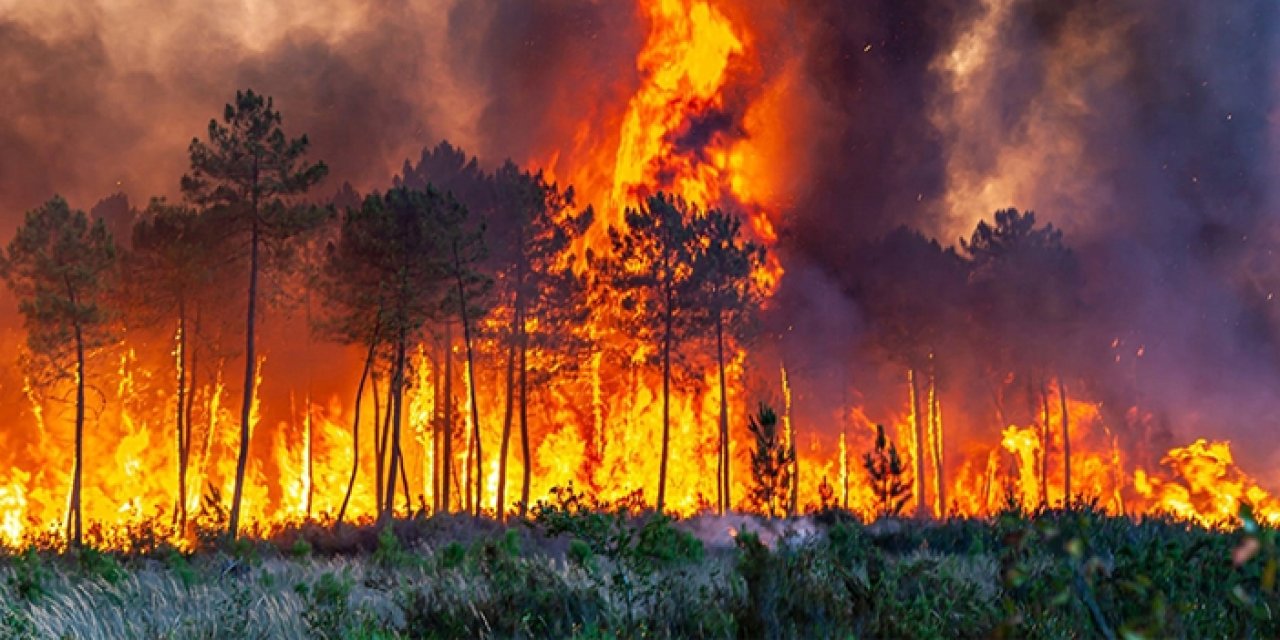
1,497,1276,639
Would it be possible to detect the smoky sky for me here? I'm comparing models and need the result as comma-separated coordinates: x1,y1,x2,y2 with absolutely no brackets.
772,0,1280,470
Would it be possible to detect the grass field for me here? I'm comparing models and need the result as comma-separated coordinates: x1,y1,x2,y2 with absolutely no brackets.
1,497,1276,639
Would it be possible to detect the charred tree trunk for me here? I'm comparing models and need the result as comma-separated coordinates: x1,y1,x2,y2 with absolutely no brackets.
337,333,377,527
657,290,674,514
930,369,945,518
379,333,407,524
174,304,188,532
67,279,85,547
496,300,518,522
1060,376,1071,506
716,312,730,514
787,378,798,518
1040,375,1052,508
398,436,411,514
181,308,200,534
372,371,384,511
442,324,454,512
432,343,442,513
909,368,927,518
454,241,484,516
518,315,531,517
228,184,260,541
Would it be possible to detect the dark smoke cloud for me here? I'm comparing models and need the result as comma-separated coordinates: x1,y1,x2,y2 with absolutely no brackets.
778,0,980,263
771,0,1280,472
447,0,645,171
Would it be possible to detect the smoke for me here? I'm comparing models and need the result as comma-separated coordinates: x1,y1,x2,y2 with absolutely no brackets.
0,0,483,230
770,0,1280,472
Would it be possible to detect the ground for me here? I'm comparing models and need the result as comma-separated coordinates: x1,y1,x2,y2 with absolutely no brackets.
0,504,1275,639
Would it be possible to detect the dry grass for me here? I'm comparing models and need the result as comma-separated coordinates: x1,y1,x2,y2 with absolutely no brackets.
0,510,1272,639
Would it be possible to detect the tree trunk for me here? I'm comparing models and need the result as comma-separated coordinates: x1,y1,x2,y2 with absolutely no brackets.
398,437,411,514
496,304,517,522
930,370,945,517
657,297,673,514
442,324,454,512
380,335,407,524
1040,376,1051,508
432,344,442,513
454,241,483,516
304,395,313,519
303,290,314,520
68,283,86,547
1060,376,1071,506
909,368,927,518
716,313,730,514
372,371,384,511
174,305,188,532
181,308,200,534
337,335,377,526
786,370,798,517
228,199,260,541
518,316,531,517
379,375,396,511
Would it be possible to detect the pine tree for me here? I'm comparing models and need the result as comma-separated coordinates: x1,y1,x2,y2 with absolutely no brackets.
746,404,792,518
1,196,117,546
126,199,222,532
487,163,592,519
316,187,484,524
962,209,1082,507
688,208,765,514
181,89,328,539
595,193,700,513
863,424,912,518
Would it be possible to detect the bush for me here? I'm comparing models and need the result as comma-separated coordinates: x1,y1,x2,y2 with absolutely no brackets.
6,547,49,602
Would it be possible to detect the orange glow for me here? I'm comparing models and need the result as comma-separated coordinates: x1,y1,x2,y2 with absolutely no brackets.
0,0,1275,549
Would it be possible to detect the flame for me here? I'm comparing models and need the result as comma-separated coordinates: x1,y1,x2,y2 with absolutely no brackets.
1135,440,1280,527
600,0,743,224
0,0,1277,548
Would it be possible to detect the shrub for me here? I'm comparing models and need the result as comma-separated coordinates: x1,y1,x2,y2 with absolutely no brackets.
6,547,49,602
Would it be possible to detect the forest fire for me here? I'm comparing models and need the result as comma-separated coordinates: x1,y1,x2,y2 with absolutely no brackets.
0,0,1278,550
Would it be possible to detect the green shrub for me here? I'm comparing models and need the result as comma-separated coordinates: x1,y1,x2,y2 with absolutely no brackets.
7,547,49,601
163,547,199,587
438,541,466,569
0,603,34,639
299,571,355,640
290,536,313,558
568,539,596,570
373,526,415,569
77,545,125,584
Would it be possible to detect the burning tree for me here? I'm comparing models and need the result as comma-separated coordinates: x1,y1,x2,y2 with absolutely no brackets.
963,209,1082,506
317,187,485,524
746,403,792,518
596,193,701,513
393,143,493,515
181,89,328,540
125,199,225,532
863,423,912,518
688,209,766,514
486,163,592,519
445,197,491,516
1,196,117,547
848,226,965,517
